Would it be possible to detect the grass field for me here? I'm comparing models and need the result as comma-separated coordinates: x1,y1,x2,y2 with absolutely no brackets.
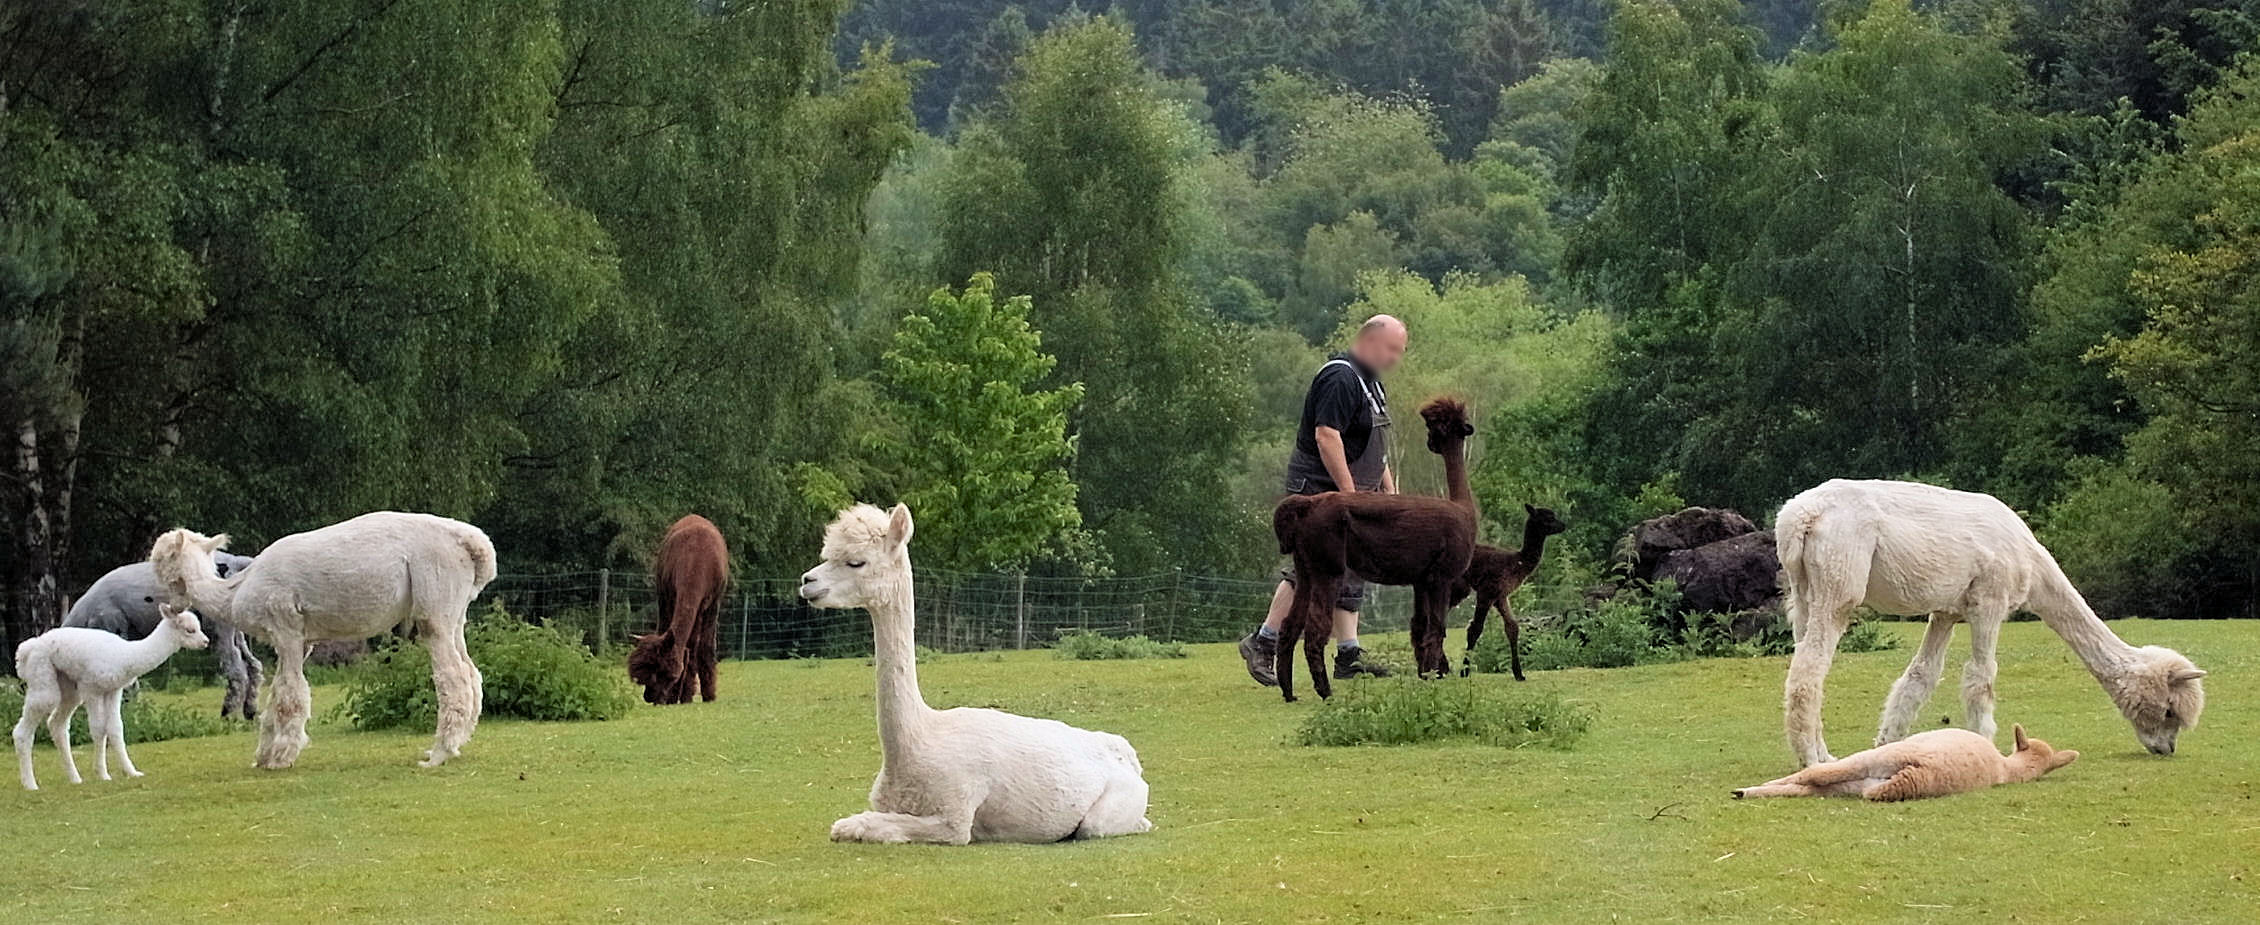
3,619,2254,923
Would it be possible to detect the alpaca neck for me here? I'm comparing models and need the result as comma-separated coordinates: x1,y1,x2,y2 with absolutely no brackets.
176,567,241,624
1518,521,1552,566
867,564,931,759
2028,565,2139,677
117,626,188,680
1441,443,1473,510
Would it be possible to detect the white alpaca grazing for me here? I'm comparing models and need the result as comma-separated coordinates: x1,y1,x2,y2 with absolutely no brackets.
1776,479,2206,767
1735,724,2078,801
799,503,1152,844
15,604,212,790
150,512,495,770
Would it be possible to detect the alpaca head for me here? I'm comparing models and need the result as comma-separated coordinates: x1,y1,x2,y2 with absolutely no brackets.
158,603,212,650
2005,724,2078,780
2107,646,2206,755
149,528,232,603
800,503,912,610
1523,503,1567,538
625,634,681,701
1419,398,1474,454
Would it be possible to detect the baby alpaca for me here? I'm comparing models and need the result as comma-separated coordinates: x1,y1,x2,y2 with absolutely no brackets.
1734,725,2077,802
15,604,212,790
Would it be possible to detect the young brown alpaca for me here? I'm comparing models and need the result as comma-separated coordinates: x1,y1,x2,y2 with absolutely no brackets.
1452,504,1567,681
1273,399,1477,700
627,515,731,704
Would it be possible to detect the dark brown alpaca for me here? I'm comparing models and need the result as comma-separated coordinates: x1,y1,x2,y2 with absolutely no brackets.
1273,398,1477,701
1451,504,1568,681
627,514,730,704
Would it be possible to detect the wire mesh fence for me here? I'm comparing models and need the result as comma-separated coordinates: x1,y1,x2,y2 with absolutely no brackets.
475,568,1443,660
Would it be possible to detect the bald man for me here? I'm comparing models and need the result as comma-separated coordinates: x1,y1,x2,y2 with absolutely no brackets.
1239,315,1406,687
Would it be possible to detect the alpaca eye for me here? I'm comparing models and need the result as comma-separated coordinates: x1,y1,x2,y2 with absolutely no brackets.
847,561,865,569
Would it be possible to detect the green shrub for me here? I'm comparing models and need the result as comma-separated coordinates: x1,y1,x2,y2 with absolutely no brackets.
1521,592,1669,671
339,602,637,730
1051,630,1186,660
0,681,234,746
1294,678,1592,748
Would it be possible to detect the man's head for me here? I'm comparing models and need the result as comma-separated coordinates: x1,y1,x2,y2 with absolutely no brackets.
1350,315,1407,373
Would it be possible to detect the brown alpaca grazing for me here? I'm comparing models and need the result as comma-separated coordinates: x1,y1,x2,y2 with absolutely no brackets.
1451,504,1567,681
1273,398,1477,700
627,515,730,704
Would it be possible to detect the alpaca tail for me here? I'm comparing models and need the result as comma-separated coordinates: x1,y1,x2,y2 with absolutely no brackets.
1274,496,1321,555
456,524,498,592
1772,494,1828,639
13,639,58,717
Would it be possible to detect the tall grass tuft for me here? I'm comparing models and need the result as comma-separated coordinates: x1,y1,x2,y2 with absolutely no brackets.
1294,678,1592,748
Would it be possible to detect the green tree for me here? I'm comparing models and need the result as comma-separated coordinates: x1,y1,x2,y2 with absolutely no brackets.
871,274,1085,570
936,16,1258,574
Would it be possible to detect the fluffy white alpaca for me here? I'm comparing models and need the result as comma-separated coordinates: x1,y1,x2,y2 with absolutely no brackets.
1776,479,2206,767
150,512,495,770
15,604,212,790
799,503,1152,844
1735,724,2078,801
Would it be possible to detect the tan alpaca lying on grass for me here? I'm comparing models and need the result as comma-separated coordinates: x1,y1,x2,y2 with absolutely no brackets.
1734,725,2077,802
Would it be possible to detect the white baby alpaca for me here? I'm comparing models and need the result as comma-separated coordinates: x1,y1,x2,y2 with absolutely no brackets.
1735,724,2078,801
15,604,211,790
800,503,1152,844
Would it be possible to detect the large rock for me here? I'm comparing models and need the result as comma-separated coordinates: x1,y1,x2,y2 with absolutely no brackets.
1616,506,1761,581
1654,530,1782,616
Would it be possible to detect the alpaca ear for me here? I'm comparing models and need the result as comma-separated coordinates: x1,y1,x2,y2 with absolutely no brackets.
201,532,231,552
2173,668,2206,683
2052,749,2079,770
158,602,176,619
2012,725,2029,751
1458,422,1474,437
1524,502,1536,515
887,503,914,547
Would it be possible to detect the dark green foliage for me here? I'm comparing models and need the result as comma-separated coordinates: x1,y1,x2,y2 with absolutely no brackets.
340,604,636,730
1294,678,1593,748
1050,631,1186,661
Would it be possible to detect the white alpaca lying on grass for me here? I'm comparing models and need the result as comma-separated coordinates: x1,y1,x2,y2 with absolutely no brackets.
799,503,1152,844
1735,724,2078,801
1775,479,2205,767
14,604,211,790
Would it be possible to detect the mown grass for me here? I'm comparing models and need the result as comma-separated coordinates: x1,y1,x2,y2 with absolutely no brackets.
1,620,2253,923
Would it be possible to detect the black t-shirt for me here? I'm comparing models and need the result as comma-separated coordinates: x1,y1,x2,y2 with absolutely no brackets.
1289,355,1383,485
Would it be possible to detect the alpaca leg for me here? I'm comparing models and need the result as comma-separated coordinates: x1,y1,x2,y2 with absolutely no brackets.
1304,582,1335,700
1860,766,1941,803
48,685,83,785
1464,595,1488,655
422,617,480,767
1961,614,2003,742
1414,585,1448,678
1735,758,1872,799
694,614,719,703
1501,599,1524,682
829,810,976,845
213,623,248,719
256,635,312,770
87,694,113,781
241,633,265,721
1784,617,1845,767
1876,615,1956,746
1275,585,1304,703
106,690,141,778
15,688,57,791
1074,773,1154,838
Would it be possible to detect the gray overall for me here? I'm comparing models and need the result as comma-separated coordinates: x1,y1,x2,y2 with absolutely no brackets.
1279,358,1390,611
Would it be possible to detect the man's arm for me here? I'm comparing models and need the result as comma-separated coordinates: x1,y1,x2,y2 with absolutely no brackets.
1315,426,1358,493
1381,464,1396,494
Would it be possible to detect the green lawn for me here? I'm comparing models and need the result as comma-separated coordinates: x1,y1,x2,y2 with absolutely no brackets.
3,619,2254,923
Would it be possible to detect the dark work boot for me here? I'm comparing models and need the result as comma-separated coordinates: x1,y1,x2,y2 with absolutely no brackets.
1334,645,1391,679
1238,632,1279,687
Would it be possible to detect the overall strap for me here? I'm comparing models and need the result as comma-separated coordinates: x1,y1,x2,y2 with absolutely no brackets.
1320,358,1384,415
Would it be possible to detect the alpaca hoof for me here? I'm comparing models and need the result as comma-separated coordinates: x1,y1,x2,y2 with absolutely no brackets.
1282,694,1298,703
1459,666,1471,678
126,769,145,778
1731,789,1747,799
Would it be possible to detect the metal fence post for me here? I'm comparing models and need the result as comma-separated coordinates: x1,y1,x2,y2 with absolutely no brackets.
594,568,610,651
1014,572,1028,650
1166,568,1181,642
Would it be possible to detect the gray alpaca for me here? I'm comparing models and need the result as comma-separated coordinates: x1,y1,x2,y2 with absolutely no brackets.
63,553,262,720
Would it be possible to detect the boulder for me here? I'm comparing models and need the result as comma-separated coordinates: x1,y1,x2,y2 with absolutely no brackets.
1654,530,1782,616
1616,506,1761,581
